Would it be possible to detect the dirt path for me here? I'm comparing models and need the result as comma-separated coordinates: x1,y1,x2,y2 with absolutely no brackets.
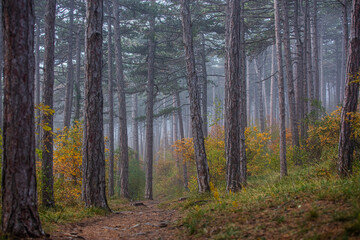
51,201,182,240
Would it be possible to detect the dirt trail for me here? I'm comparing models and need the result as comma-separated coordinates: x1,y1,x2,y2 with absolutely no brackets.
51,201,182,240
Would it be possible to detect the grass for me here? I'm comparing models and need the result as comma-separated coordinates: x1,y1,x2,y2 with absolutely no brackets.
175,161,360,239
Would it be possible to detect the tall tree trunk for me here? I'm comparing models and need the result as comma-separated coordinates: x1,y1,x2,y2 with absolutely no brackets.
306,0,314,111
246,59,250,125
294,0,305,140
64,0,74,128
270,45,277,131
319,23,326,108
302,0,309,138
274,0,287,178
34,21,41,156
132,94,139,161
281,0,300,147
340,0,349,102
106,0,114,197
145,0,156,199
2,0,43,236
180,0,210,193
336,37,341,106
112,0,129,199
74,24,82,121
338,0,360,177
176,92,188,190
254,58,265,132
83,0,109,210
41,0,57,208
225,0,242,192
239,0,247,185
312,0,320,102
200,33,208,137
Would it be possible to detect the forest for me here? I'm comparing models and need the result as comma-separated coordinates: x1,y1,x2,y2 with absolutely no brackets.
1,0,360,239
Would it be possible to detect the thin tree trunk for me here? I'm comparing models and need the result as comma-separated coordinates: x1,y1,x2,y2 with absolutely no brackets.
64,0,74,128
312,0,320,102
294,0,305,140
132,94,139,161
35,21,41,154
302,0,309,138
274,0,287,178
200,33,208,137
281,0,300,147
2,0,43,236
106,0,114,197
340,0,349,102
112,0,129,199
180,0,210,193
338,0,360,177
270,45,276,131
254,58,265,132
83,0,110,210
74,25,82,121
336,37,341,106
306,0,314,111
41,0,57,208
145,0,156,199
176,92,188,190
239,0,247,185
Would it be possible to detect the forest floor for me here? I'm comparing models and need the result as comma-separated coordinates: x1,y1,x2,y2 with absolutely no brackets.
49,200,183,240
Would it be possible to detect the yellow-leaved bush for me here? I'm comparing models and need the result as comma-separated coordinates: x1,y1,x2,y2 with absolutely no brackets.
53,121,83,205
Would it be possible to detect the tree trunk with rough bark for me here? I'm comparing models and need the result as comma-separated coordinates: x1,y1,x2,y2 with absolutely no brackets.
64,0,74,128
254,58,265,132
340,0,349,102
113,0,129,199
176,92,188,190
74,24,82,121
132,94,139,161
106,0,114,197
145,0,156,199
270,45,277,131
82,0,110,210
41,0,57,208
281,0,300,147
200,33,208,137
180,0,210,193
312,0,320,102
239,0,247,185
338,0,360,177
225,0,242,192
2,0,44,236
274,0,287,178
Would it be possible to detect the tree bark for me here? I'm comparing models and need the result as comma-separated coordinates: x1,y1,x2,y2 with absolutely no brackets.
274,0,287,178
239,0,247,185
74,24,82,121
340,0,349,102
113,0,129,199
35,20,41,156
2,0,44,236
106,0,114,197
0,1,3,130
180,0,210,193
281,0,300,147
176,92,188,190
83,0,110,210
132,94,139,161
254,58,265,132
225,0,242,192
338,0,360,177
270,45,277,131
145,0,156,200
200,33,208,137
41,0,57,208
312,0,320,102
64,0,75,128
